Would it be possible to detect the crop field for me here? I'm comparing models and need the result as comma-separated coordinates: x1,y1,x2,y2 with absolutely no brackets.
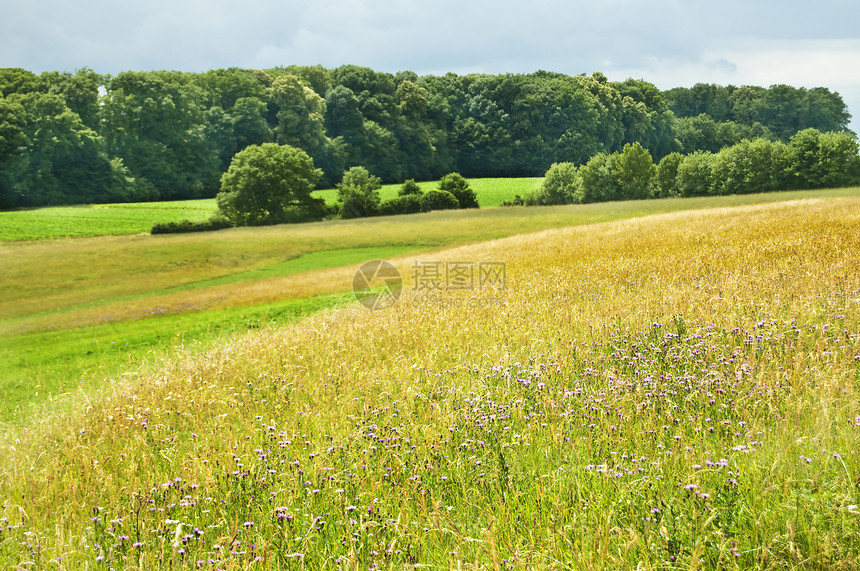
1,187,860,568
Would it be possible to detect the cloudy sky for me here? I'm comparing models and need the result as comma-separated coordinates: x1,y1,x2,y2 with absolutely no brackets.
3,0,859,129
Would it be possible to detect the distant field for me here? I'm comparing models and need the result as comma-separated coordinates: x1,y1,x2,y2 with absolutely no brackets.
0,199,216,241
311,177,543,208
0,177,540,241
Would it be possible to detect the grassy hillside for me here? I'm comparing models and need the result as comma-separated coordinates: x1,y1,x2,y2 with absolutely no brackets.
2,188,859,420
1,194,859,568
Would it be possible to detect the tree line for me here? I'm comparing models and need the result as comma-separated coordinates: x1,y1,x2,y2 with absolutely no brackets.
0,65,854,209
531,129,860,206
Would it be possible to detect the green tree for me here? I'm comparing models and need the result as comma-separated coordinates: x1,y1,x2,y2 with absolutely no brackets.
651,152,683,198
438,172,478,208
577,152,617,203
231,97,273,150
539,162,579,204
271,75,327,152
675,151,715,196
7,92,114,206
337,166,382,219
710,138,790,195
216,143,325,226
102,71,219,199
0,96,28,208
788,128,860,189
612,142,655,200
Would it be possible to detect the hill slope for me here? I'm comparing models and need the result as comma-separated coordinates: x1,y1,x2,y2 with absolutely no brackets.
2,197,860,568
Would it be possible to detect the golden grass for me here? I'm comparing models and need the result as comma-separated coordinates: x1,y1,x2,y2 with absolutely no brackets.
3,187,858,335
1,196,859,568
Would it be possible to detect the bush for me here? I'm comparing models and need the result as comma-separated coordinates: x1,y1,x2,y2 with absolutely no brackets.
398,179,423,196
420,189,459,212
151,216,233,235
651,152,684,198
438,173,478,208
337,166,382,219
540,162,579,204
675,151,715,197
379,194,423,216
501,195,525,206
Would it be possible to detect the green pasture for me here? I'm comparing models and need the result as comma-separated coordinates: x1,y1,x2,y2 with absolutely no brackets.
0,177,540,241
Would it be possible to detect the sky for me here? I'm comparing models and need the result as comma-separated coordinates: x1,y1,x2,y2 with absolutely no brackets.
3,0,859,130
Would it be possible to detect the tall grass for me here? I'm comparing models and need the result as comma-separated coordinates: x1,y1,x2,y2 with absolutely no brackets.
1,196,859,568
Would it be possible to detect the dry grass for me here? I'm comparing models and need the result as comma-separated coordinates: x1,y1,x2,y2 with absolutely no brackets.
1,197,859,568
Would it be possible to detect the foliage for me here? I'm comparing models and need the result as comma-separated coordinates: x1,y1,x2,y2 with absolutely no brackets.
378,193,423,216
0,66,856,209
651,152,684,198
539,162,579,204
216,143,326,226
337,165,382,219
398,178,423,196
150,215,233,234
788,128,860,189
578,152,618,203
438,172,478,208
612,142,655,200
420,189,459,211
676,151,715,196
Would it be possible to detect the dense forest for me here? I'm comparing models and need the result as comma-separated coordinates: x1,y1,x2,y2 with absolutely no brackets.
0,65,854,209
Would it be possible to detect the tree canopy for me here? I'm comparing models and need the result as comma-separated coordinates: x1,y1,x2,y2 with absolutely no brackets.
216,143,326,226
0,65,855,209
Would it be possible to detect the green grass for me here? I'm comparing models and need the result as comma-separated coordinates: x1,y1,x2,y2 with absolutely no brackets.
0,291,355,421
2,186,860,422
0,199,216,241
312,177,543,208
0,177,537,242
0,245,421,417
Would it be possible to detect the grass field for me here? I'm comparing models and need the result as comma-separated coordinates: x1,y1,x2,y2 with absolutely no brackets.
311,177,543,209
3,187,860,421
0,177,542,241
1,193,859,568
0,199,216,241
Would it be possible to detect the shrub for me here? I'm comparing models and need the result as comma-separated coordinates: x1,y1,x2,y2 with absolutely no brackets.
337,166,382,219
501,195,525,206
540,162,580,204
379,194,423,216
151,216,233,235
420,189,459,212
398,179,423,196
438,173,478,208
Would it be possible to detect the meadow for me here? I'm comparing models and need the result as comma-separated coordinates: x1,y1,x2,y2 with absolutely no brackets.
0,178,543,241
4,187,858,421
1,185,860,568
